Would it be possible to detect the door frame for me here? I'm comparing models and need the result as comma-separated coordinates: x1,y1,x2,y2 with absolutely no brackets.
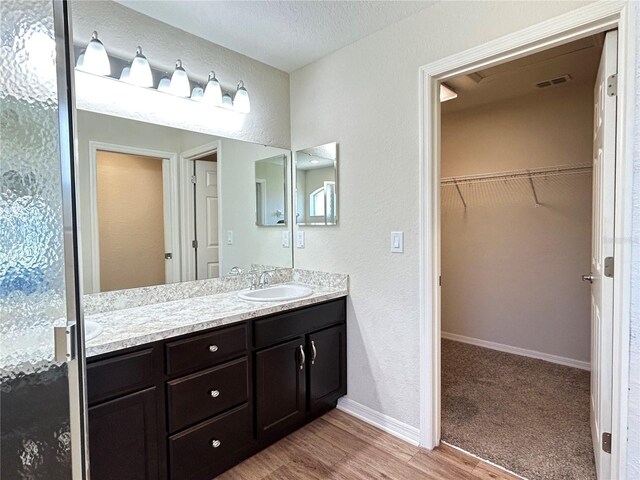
418,3,636,479
87,141,180,292
179,140,223,281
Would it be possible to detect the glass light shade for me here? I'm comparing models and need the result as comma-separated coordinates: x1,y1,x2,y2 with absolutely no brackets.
119,65,131,81
221,93,233,109
128,46,153,87
203,71,222,105
80,31,110,76
440,84,458,102
170,59,191,97
234,80,250,113
191,86,204,101
157,74,171,93
76,50,85,69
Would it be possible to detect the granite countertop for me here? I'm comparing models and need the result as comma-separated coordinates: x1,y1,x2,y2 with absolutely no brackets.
86,282,347,358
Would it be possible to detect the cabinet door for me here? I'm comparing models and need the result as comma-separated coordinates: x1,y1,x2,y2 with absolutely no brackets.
308,325,347,414
89,387,159,480
255,338,306,441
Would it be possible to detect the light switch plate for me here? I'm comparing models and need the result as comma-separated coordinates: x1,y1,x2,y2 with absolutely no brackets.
296,231,305,249
282,231,290,248
227,231,234,245
391,231,404,253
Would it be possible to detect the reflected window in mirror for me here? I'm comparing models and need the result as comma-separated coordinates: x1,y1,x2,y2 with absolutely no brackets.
254,155,288,226
294,143,338,225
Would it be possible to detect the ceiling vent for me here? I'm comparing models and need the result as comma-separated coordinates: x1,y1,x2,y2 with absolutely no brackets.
535,74,572,89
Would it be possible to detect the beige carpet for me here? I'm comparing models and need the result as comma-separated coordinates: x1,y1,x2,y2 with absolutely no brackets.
441,339,595,480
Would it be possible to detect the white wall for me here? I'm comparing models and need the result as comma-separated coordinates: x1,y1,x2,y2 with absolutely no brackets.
71,0,290,148
290,0,596,431
441,84,593,364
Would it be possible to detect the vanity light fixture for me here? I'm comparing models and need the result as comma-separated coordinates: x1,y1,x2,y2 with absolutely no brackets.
221,92,233,109
440,83,458,102
78,31,110,76
233,80,251,113
203,71,222,106
157,73,171,93
128,46,153,87
310,159,320,164
169,59,191,97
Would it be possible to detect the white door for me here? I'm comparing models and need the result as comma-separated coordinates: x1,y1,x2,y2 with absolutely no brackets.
194,159,220,279
588,29,617,480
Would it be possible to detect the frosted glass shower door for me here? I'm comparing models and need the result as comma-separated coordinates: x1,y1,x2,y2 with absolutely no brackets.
1,1,87,478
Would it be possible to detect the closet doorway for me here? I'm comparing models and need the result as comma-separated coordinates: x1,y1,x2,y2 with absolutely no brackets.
437,32,613,480
417,9,633,476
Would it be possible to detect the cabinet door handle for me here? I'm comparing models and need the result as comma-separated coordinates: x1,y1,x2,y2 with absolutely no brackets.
209,344,218,353
298,345,305,370
211,439,221,448
210,389,220,398
311,340,317,365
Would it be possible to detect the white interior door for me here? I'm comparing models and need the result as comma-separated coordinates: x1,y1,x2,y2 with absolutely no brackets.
195,159,220,279
589,29,617,480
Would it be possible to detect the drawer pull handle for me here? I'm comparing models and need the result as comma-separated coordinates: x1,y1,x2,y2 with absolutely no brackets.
208,345,219,353
298,345,305,370
210,389,220,398
311,340,317,365
211,439,221,448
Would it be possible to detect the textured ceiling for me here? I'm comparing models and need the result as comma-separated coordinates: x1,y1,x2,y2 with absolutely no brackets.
442,34,603,113
113,1,436,72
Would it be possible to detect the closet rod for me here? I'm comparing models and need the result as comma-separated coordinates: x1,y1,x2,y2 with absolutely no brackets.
441,162,592,186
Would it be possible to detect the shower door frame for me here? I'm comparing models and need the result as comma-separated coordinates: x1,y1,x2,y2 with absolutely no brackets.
53,0,90,477
418,2,636,479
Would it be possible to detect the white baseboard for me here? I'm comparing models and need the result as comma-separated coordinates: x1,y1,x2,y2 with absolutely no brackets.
441,332,590,371
337,397,420,446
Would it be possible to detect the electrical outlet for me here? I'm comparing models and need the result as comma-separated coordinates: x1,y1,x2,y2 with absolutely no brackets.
227,231,234,245
296,231,305,249
282,231,290,248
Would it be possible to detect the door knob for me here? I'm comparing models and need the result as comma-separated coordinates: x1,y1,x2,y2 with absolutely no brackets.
582,274,594,283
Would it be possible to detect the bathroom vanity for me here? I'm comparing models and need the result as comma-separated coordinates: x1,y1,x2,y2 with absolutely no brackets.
85,282,347,480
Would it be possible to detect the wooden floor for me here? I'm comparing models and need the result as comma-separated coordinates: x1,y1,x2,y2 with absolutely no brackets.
218,409,521,480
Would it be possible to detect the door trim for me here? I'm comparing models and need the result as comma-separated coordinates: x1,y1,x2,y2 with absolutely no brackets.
179,140,223,281
418,3,636,479
87,141,180,292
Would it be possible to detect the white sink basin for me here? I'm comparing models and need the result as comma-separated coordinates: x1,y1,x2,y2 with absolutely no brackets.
238,284,313,302
85,320,103,341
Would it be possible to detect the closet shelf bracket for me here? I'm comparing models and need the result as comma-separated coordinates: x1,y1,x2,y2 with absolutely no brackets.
527,174,540,207
454,180,467,209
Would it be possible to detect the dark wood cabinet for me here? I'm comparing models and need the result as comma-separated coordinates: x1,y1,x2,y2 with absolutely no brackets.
88,387,159,480
255,338,306,441
87,297,346,480
308,324,347,414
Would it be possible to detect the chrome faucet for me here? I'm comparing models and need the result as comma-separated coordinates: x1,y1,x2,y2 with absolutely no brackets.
251,271,273,290
228,266,243,276
258,271,273,288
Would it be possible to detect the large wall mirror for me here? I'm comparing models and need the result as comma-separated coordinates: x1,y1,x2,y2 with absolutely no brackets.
255,155,288,226
77,109,293,293
294,143,338,226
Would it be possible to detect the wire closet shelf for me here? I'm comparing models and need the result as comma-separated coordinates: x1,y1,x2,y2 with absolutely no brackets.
440,162,592,208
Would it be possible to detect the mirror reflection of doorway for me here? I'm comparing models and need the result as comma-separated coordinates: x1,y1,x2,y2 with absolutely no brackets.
193,153,220,280
96,150,171,291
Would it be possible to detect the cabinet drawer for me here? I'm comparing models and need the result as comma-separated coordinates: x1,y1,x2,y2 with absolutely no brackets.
167,357,249,432
254,298,346,349
87,348,155,405
165,323,247,376
169,403,251,480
